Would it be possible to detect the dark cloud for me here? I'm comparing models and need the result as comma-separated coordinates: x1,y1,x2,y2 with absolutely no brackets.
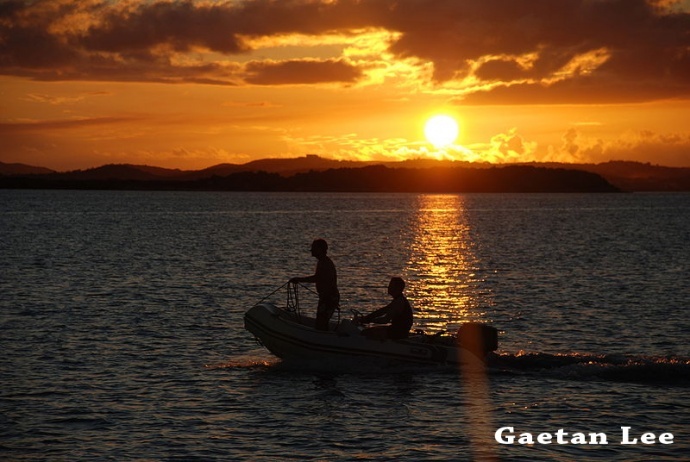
0,116,140,134
0,0,79,69
1,0,689,101
475,59,527,82
82,1,247,54
461,78,690,105
382,0,690,102
245,59,362,85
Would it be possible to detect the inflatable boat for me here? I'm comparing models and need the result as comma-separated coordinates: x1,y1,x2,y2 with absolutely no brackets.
244,301,498,368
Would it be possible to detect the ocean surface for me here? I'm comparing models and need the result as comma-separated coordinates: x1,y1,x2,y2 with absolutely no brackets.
1,190,689,461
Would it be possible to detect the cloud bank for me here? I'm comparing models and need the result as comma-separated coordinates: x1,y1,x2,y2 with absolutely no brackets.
1,0,689,103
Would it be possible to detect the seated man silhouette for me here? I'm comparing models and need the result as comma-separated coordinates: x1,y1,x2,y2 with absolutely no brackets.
359,277,413,340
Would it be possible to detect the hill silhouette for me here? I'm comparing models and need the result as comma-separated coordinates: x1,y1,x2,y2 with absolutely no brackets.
0,162,55,176
1,158,619,193
284,165,617,193
2,155,689,191
583,161,690,191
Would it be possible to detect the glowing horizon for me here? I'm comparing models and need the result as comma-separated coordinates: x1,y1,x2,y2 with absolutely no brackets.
2,1,690,171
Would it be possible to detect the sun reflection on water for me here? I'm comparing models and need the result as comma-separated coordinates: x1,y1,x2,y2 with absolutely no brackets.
403,195,497,460
403,194,489,332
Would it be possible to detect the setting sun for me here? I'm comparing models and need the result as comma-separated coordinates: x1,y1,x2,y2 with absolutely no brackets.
424,115,460,148
1,1,690,170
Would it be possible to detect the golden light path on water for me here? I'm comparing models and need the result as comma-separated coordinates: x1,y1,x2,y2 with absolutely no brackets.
403,194,488,331
403,194,497,461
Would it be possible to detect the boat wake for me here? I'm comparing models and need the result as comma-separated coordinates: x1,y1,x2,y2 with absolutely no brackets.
210,351,690,387
205,355,279,370
488,351,690,387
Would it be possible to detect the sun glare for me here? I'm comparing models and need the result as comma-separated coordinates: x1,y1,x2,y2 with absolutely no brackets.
424,115,459,148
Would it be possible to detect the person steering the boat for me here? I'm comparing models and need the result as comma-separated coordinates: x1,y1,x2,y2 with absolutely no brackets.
290,239,340,331
359,277,413,340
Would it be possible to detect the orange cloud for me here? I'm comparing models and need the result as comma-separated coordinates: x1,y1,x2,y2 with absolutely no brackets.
550,128,690,166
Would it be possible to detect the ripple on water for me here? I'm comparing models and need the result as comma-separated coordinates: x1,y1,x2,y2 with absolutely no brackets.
1,190,689,460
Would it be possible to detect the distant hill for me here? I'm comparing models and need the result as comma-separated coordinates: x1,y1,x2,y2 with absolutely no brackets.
518,160,690,191
585,161,690,191
181,155,380,179
1,155,688,191
44,164,188,181
0,162,55,175
280,165,618,193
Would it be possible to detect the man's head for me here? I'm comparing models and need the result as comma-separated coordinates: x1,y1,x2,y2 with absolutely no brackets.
310,239,328,257
388,277,405,296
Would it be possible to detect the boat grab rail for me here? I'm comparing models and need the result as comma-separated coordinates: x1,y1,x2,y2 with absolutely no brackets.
287,282,342,327
253,281,341,327
286,281,301,319
252,281,291,308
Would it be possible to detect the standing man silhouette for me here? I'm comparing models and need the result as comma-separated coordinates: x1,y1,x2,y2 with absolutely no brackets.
290,239,339,331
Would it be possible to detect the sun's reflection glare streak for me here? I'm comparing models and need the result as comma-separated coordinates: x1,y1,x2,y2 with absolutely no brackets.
403,194,497,461
403,195,490,332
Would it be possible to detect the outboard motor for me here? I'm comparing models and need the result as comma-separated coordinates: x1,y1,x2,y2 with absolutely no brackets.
457,323,499,357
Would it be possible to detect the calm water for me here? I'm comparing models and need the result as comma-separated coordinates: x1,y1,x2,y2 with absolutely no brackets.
1,190,689,461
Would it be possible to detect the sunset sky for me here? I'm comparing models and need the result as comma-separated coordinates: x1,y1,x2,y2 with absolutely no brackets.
2,0,690,171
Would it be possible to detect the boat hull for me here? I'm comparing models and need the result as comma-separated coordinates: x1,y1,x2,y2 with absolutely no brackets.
244,303,493,368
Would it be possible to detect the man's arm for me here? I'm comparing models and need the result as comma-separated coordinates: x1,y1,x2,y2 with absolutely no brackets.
291,274,316,283
291,261,320,283
362,303,392,324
